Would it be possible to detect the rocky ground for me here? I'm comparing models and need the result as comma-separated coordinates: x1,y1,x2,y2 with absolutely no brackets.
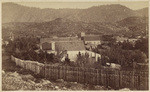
2,71,108,91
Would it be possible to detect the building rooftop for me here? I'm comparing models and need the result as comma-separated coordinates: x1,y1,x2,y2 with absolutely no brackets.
40,37,80,43
82,35,100,41
55,41,85,51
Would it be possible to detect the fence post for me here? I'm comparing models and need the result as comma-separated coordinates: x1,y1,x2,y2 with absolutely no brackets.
146,72,149,90
57,66,59,79
119,71,122,89
64,66,66,81
115,70,119,89
132,70,135,90
96,69,99,85
138,72,140,90
106,69,108,88
65,66,67,81
44,64,46,78
77,67,79,83
118,70,120,89
72,67,74,82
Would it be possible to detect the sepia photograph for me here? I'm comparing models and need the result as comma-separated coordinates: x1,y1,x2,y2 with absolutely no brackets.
1,0,149,91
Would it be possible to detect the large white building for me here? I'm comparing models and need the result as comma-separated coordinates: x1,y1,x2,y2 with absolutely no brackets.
40,37,101,62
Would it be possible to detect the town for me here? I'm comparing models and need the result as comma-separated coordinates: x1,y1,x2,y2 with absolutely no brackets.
3,31,148,69
2,31,148,90
2,2,149,91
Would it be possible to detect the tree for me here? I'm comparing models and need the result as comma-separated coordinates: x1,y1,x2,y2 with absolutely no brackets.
101,46,147,69
65,54,70,64
134,38,148,57
121,40,134,50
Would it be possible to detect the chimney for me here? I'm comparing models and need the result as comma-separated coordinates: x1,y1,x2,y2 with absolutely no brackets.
51,41,55,50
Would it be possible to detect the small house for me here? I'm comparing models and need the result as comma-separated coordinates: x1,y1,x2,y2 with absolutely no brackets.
82,35,101,45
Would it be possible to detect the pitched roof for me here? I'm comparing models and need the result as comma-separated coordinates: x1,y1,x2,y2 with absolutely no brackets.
55,41,85,51
40,37,80,43
82,35,100,41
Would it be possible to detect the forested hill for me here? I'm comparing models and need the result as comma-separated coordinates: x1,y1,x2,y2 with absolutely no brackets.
2,3,148,40
2,2,148,23
2,16,148,40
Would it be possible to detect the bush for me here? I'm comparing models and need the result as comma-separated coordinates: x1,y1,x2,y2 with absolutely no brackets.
101,46,147,69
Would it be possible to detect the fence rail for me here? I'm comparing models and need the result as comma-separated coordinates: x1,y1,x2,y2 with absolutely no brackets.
11,55,148,90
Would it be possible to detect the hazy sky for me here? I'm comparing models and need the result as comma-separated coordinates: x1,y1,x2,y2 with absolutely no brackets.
14,1,148,10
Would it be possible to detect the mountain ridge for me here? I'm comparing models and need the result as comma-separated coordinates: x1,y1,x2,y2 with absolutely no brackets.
2,2,148,23
2,16,148,39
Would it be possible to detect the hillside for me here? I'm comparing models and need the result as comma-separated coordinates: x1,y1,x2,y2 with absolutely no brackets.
2,18,124,39
2,3,148,23
135,7,148,17
2,3,148,40
3,16,148,41
117,16,148,37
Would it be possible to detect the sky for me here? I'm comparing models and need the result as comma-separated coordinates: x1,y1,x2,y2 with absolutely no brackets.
14,1,149,10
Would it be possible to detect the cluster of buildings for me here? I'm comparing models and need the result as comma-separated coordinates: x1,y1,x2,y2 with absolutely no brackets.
40,32,101,62
39,32,141,62
115,36,138,44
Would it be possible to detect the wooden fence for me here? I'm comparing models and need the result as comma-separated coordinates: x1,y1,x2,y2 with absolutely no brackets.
11,55,148,90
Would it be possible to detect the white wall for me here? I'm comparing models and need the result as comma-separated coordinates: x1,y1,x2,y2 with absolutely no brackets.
86,50,101,61
67,50,101,62
67,50,86,62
